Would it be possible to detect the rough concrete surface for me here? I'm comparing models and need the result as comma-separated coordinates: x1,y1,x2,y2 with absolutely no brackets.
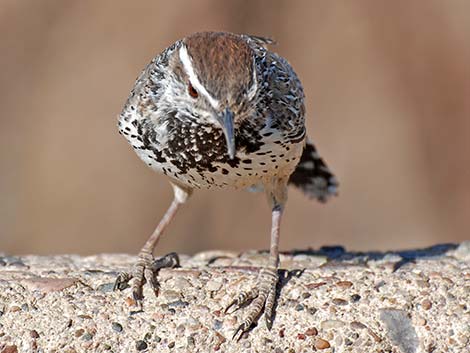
0,243,468,353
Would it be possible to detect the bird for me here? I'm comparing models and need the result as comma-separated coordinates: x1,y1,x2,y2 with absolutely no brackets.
114,31,338,339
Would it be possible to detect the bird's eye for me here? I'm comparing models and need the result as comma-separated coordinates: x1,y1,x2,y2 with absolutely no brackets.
188,82,198,98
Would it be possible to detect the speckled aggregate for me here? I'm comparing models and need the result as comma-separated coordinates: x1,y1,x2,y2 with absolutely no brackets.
0,243,468,352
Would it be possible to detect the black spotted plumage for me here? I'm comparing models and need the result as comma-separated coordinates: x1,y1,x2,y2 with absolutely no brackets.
115,32,338,337
289,140,338,202
118,31,323,191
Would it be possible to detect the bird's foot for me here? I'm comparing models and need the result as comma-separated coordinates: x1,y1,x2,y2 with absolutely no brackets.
114,252,180,304
225,267,279,340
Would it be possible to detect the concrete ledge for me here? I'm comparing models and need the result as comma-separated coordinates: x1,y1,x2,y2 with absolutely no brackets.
0,243,468,352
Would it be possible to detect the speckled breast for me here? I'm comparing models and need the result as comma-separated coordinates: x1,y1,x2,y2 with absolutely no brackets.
120,112,305,190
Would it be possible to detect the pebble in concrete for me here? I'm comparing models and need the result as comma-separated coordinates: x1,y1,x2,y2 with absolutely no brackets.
0,245,467,353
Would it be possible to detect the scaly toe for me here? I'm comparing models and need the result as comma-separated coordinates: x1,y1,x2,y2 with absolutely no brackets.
113,272,132,291
232,323,248,341
229,268,279,339
116,252,181,303
144,266,160,296
264,286,277,330
224,289,258,314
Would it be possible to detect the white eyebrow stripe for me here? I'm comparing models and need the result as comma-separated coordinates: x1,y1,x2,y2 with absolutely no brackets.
247,58,258,101
179,45,219,109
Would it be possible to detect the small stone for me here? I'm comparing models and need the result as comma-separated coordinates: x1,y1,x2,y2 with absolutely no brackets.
30,329,40,338
168,300,189,308
112,322,123,332
97,282,115,293
416,280,430,288
374,280,386,290
302,292,311,299
186,316,202,331
162,290,181,301
350,321,367,330
350,294,361,303
306,282,327,289
168,341,175,348
214,331,226,349
9,306,21,313
74,329,85,337
136,340,148,351
416,316,427,326
421,299,432,310
336,281,353,289
279,328,285,338
78,314,92,320
297,333,306,340
308,307,317,315
213,319,223,330
176,324,185,334
1,345,18,353
82,332,93,341
20,277,78,293
154,335,161,343
315,338,331,349
332,298,348,306
125,297,136,307
187,336,195,347
172,277,190,291
305,327,318,336
379,308,418,352
295,304,304,311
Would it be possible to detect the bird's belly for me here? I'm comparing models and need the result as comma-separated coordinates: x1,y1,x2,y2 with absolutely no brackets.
138,141,304,190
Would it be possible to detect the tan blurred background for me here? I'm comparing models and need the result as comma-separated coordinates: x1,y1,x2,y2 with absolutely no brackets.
1,1,469,256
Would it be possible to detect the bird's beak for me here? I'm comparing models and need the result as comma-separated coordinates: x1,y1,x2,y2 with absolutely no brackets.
216,108,236,159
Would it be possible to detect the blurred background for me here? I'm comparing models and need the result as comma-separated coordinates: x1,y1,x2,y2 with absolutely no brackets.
1,1,469,256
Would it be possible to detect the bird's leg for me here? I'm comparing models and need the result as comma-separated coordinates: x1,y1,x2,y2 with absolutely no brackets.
114,183,192,303
227,178,287,339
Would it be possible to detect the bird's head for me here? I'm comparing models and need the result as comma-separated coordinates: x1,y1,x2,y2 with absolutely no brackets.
165,32,259,159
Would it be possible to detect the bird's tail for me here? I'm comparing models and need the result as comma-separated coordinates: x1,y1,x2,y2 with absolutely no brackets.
288,139,338,202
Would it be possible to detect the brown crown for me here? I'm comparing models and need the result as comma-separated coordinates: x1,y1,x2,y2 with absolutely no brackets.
184,32,254,100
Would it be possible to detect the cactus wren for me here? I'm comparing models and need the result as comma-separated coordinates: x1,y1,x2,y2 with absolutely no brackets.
115,32,338,338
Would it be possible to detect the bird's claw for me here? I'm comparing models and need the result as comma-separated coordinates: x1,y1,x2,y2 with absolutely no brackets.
113,252,181,303
224,289,258,314
113,272,132,291
227,268,279,340
232,323,248,341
